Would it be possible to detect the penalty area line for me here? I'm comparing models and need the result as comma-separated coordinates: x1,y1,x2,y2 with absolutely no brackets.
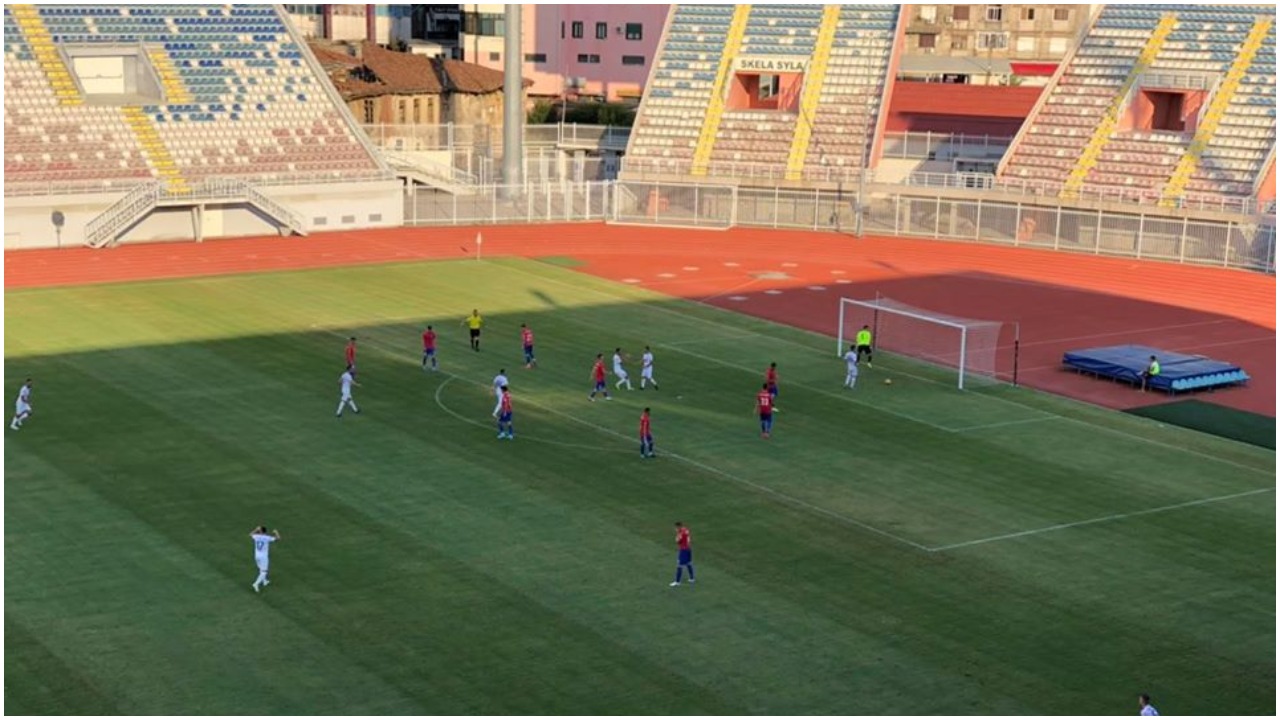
928,486,1276,552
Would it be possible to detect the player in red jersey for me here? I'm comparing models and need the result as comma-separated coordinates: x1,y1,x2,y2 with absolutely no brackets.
589,353,611,401
520,323,537,368
755,382,776,438
345,337,357,373
670,521,695,587
492,385,515,439
639,407,655,458
421,325,438,371
765,362,779,398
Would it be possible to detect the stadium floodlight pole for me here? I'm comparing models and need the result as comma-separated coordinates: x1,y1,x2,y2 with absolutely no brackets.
501,4,523,196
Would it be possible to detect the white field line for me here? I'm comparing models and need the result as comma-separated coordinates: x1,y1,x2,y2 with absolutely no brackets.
501,259,1277,478
950,416,1064,433
928,486,1277,552
697,276,763,304
340,327,932,552
664,332,762,347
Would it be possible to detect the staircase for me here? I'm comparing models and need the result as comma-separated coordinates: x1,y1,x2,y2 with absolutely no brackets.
1061,12,1178,199
382,151,478,195
785,4,841,181
85,179,308,248
121,106,189,193
1160,16,1274,206
147,49,192,104
9,4,80,106
690,4,751,176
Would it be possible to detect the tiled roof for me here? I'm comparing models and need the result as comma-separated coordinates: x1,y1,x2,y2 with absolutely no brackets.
439,59,508,94
360,41,443,94
308,41,528,100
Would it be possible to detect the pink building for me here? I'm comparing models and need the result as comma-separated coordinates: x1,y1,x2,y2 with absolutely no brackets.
461,4,669,102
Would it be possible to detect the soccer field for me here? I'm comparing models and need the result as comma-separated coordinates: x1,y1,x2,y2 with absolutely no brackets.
4,257,1275,715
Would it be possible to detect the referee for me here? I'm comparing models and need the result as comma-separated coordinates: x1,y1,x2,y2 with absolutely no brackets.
462,309,484,352
855,324,874,367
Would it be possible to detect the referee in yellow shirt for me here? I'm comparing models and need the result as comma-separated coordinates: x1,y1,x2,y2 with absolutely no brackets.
463,309,484,352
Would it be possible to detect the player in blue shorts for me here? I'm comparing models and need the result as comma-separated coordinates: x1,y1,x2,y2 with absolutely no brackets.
493,385,514,439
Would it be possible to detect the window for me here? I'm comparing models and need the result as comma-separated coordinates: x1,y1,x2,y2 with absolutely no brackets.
986,5,1003,22
363,99,374,123
621,54,645,65
951,35,968,50
577,53,601,64
918,33,936,49
625,22,642,40
1021,7,1035,21
918,5,936,23
488,51,500,62
977,32,1008,49
524,53,547,63
1049,37,1068,55
571,21,583,38
952,6,969,21
413,97,421,122
560,21,565,39
1054,8,1070,21
1015,35,1035,52
397,99,406,124
462,11,504,36
596,22,607,39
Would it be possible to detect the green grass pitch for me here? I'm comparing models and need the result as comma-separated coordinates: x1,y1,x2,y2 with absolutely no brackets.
5,258,1274,715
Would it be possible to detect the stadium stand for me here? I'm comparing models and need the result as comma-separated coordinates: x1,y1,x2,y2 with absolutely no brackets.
3,4,383,194
625,4,900,181
1000,5,1276,206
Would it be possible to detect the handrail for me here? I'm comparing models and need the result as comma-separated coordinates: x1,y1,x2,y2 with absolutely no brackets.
84,180,161,248
903,171,1257,213
383,151,478,186
7,170,394,198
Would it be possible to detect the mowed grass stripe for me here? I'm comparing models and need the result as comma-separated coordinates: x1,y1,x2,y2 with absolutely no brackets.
6,258,1274,714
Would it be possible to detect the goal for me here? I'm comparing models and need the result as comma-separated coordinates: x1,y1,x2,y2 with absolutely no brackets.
836,296,1017,389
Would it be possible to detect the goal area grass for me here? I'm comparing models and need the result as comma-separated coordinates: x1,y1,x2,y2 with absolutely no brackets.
4,257,1274,715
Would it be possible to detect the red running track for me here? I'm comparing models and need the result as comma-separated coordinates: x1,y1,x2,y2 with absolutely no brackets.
6,224,1274,416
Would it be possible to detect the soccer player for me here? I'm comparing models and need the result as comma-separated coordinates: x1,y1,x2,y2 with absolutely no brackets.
640,346,659,390
462,309,484,352
492,386,515,440
855,325,873,366
344,337,357,372
1138,694,1159,716
669,521,695,587
250,525,281,593
589,353,612,401
613,347,633,390
422,325,438,371
639,407,655,458
336,366,361,417
843,344,860,389
10,378,32,431
492,369,510,397
520,323,537,368
765,362,779,398
756,382,776,438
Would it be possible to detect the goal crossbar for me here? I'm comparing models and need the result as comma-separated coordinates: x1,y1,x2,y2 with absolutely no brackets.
836,296,1015,390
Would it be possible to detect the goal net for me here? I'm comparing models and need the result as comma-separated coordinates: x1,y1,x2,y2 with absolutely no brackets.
836,296,1014,389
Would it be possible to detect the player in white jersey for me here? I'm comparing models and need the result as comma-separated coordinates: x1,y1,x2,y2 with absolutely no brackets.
10,378,32,431
492,369,510,396
640,346,659,390
250,526,281,592
613,348,633,390
336,367,361,417
843,345,860,389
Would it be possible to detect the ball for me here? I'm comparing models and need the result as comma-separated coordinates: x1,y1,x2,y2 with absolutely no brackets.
884,378,893,385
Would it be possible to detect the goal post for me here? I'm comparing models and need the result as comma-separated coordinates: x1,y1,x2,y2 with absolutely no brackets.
836,296,1018,389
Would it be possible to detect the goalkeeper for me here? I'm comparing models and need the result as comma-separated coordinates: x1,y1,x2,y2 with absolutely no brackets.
855,325,874,367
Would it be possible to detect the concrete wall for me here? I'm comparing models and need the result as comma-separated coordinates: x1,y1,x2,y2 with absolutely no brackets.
3,181,403,249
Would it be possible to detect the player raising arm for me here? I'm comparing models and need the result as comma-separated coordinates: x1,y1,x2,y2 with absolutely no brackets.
492,386,515,440
589,354,612,402
755,382,777,439
422,326,438,371
640,346,659,390
520,323,537,369
250,526,281,593
843,344,860,389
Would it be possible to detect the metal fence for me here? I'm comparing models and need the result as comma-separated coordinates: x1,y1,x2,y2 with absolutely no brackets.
606,180,1277,273
405,181,614,226
879,131,1013,160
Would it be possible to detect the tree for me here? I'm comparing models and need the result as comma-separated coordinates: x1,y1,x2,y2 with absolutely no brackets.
527,100,555,124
